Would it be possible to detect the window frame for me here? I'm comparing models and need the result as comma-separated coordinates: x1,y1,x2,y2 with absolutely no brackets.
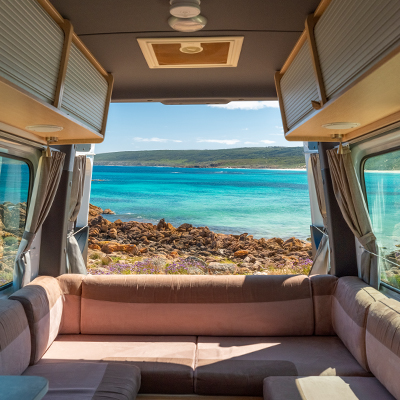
0,152,33,291
361,146,400,296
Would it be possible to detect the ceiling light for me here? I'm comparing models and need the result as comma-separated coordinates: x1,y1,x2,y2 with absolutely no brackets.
170,0,200,18
26,124,63,133
322,122,360,130
168,15,207,32
180,42,203,54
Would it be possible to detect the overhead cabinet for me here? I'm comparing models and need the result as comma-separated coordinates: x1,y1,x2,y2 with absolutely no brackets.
276,0,400,142
0,0,113,145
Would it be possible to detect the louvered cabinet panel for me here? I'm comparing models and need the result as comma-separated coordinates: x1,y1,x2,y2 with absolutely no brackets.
0,0,64,103
280,41,319,130
61,43,109,133
315,0,400,98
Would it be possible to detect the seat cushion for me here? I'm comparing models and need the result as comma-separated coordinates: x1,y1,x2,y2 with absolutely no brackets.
10,276,64,364
81,274,314,336
24,362,140,400
310,275,337,335
57,274,85,334
195,336,370,396
0,299,31,375
366,298,400,400
332,276,386,371
40,335,196,394
263,376,394,400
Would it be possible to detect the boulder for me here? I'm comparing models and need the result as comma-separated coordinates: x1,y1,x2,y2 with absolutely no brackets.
108,228,118,239
157,219,167,231
89,244,101,250
234,250,249,258
103,209,115,215
207,262,237,275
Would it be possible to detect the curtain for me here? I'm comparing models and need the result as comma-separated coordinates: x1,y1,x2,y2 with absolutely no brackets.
66,155,87,274
309,153,330,275
327,146,379,288
13,150,65,290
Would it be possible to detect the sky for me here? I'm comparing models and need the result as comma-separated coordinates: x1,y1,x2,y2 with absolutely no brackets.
96,100,298,154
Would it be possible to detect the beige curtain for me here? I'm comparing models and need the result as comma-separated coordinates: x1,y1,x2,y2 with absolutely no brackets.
327,146,379,288
309,153,330,275
13,150,65,289
66,156,87,274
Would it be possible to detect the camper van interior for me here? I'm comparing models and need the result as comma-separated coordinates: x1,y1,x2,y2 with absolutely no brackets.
1,0,400,399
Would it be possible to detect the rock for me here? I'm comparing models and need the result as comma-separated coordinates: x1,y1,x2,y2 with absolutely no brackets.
140,248,148,254
101,256,112,265
254,271,269,275
178,223,193,232
108,228,118,239
89,244,101,250
170,251,179,258
103,209,115,215
101,243,115,254
166,222,176,231
124,244,139,255
187,266,206,275
234,250,249,258
157,219,167,231
184,256,207,267
207,262,237,275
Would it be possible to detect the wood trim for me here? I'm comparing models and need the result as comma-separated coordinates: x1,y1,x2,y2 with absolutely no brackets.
101,74,115,138
279,0,332,75
72,36,109,78
274,72,288,133
54,20,73,108
305,14,327,106
36,0,108,78
280,33,307,75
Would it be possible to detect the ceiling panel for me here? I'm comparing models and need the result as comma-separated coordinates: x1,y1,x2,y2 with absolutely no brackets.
50,0,320,102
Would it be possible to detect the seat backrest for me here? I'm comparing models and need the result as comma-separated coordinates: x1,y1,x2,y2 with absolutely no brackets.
332,276,386,371
366,298,400,400
57,274,84,334
0,299,31,375
81,274,314,336
10,276,63,364
310,274,338,335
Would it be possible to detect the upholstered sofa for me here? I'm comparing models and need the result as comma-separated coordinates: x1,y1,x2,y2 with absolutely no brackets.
1,273,399,399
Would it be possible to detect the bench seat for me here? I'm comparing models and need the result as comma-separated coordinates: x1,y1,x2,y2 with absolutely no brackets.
263,376,394,400
40,335,197,394
195,336,370,396
24,362,141,400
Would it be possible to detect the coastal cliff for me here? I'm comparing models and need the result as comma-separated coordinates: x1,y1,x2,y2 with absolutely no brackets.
87,204,313,275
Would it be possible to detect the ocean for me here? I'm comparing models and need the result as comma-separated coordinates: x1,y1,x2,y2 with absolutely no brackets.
91,166,311,240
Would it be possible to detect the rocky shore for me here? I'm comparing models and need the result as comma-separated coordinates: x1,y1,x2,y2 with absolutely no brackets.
88,204,313,275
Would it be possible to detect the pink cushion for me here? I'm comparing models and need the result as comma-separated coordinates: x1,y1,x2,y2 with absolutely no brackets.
332,276,386,370
81,274,314,336
366,298,400,400
10,276,63,364
0,299,31,375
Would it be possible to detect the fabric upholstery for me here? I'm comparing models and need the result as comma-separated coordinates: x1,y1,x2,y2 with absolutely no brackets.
327,147,379,288
0,299,31,375
57,274,84,334
195,336,370,396
263,376,395,400
332,276,386,370
81,275,314,336
41,335,196,394
24,362,141,399
366,298,400,400
310,275,338,335
10,276,63,364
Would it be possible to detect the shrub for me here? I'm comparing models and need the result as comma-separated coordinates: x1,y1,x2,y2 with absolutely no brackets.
4,236,18,246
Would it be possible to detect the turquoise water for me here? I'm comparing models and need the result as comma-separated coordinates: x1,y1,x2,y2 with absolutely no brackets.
91,166,311,240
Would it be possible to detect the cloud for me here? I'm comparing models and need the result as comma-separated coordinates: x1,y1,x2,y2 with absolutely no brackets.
244,141,259,145
208,101,279,110
260,140,275,144
197,139,240,145
275,126,284,130
133,137,182,143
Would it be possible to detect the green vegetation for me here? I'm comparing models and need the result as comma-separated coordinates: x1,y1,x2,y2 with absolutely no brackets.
365,151,400,171
94,147,306,169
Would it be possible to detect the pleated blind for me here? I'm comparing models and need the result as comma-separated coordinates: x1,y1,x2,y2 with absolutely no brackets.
61,43,109,133
315,0,400,98
0,0,64,103
280,41,319,130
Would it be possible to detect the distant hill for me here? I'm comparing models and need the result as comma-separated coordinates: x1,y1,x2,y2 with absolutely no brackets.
94,147,306,169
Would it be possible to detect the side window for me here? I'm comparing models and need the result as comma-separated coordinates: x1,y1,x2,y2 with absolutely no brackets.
0,156,30,288
364,150,400,290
